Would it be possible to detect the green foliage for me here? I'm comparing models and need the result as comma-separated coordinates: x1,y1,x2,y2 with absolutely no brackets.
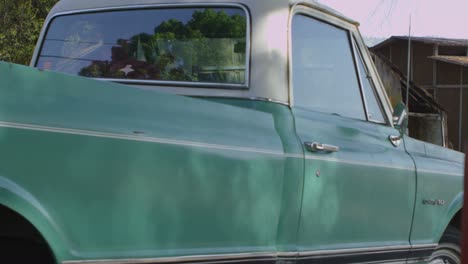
0,0,58,65
142,9,247,82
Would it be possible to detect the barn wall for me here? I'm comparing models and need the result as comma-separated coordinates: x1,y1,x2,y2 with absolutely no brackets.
372,54,402,107
413,43,434,86
377,45,391,60
463,91,468,152
439,46,467,56
391,40,409,74
437,61,462,85
463,66,468,85
438,88,461,149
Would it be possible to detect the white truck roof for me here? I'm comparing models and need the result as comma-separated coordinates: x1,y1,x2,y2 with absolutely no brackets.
32,0,360,105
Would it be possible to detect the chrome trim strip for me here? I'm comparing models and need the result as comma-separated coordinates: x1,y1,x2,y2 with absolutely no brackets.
304,155,415,171
33,3,251,90
286,153,419,172
417,169,464,177
353,260,406,264
297,245,411,257
63,252,277,264
367,261,406,264
62,244,434,264
194,96,289,106
284,153,303,159
406,260,428,264
6,121,452,174
410,243,438,250
406,244,437,264
97,79,247,90
275,252,298,258
0,121,286,157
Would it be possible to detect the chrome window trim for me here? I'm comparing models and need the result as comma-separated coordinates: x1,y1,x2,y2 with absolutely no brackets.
32,3,252,89
98,79,247,90
288,7,367,121
441,113,447,148
289,4,358,108
353,29,395,124
288,4,395,126
350,32,371,121
351,36,388,125
194,96,289,106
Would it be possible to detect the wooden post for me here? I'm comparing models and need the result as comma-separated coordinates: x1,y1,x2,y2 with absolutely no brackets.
463,143,467,263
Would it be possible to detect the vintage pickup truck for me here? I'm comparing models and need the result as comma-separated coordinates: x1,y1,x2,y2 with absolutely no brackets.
0,0,464,263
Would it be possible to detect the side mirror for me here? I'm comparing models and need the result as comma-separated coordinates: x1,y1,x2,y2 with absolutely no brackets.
392,102,408,135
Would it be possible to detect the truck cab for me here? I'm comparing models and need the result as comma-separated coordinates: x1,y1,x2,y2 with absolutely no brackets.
0,1,463,263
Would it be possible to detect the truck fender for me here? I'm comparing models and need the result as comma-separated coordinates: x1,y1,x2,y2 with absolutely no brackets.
0,176,71,261
435,191,463,242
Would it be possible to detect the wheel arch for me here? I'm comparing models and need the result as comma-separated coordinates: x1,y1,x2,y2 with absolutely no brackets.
448,210,462,231
0,176,71,262
436,191,463,242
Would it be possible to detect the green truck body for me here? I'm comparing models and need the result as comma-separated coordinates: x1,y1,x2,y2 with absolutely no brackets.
0,1,463,263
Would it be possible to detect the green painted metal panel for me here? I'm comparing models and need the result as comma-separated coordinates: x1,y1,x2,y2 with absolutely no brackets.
0,177,70,260
0,62,303,262
405,136,464,245
203,99,305,253
293,108,416,250
0,61,464,263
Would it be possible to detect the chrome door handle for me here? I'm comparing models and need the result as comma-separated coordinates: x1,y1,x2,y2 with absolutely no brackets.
304,142,339,153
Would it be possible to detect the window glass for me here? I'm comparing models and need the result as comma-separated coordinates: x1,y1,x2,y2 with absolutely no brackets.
355,44,386,123
37,8,247,85
292,15,365,120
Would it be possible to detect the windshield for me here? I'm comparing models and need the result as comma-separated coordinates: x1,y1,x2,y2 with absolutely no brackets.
36,7,248,85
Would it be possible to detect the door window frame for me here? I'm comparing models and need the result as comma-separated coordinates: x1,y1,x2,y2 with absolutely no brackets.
288,5,392,126
351,36,387,124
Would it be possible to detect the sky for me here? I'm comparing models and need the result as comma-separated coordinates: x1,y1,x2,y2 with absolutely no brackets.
318,0,468,41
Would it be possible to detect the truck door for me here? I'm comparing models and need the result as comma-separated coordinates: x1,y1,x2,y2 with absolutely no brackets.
290,8,417,263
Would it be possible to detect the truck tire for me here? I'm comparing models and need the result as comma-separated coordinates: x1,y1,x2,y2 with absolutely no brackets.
429,226,462,264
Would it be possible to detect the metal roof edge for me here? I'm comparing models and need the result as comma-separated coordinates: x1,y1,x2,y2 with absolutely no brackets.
372,36,468,49
370,37,395,50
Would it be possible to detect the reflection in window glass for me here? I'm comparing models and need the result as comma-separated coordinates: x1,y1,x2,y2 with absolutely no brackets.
37,8,247,84
292,15,365,120
355,45,386,123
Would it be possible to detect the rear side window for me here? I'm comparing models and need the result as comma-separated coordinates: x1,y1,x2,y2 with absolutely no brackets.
292,15,366,120
37,7,248,85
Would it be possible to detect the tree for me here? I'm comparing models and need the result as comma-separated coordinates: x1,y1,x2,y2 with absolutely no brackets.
0,0,58,65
